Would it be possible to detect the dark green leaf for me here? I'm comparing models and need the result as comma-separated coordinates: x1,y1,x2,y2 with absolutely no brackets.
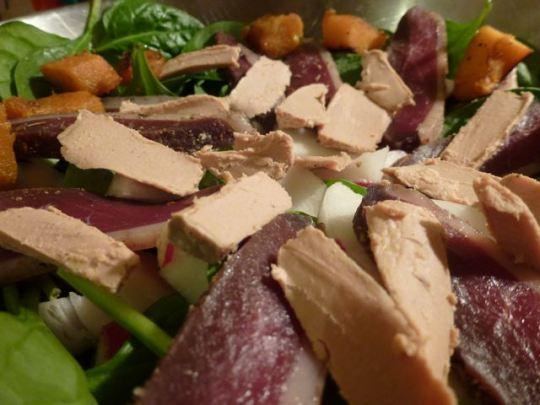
511,86,540,98
446,0,492,77
324,179,367,196
86,294,188,405
442,97,485,137
183,21,245,52
162,69,230,97
517,40,540,88
127,46,175,96
64,164,114,195
95,0,203,57
0,22,69,100
198,170,224,189
331,52,362,85
0,308,96,404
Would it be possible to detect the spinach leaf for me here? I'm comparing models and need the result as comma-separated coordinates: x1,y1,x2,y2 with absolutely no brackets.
12,0,102,100
163,69,230,97
127,46,175,96
443,98,485,137
86,294,188,405
324,179,367,196
183,21,245,52
446,0,492,77
198,170,224,189
517,40,540,87
331,52,362,86
94,0,203,58
0,22,68,100
0,308,96,404
64,164,114,195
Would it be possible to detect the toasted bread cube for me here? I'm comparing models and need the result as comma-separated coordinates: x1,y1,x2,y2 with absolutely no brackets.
322,9,387,54
244,13,304,58
0,104,6,123
41,52,122,95
453,26,533,101
118,50,166,85
0,123,17,189
4,91,104,119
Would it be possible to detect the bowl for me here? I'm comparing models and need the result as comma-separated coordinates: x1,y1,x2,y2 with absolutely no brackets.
13,0,540,47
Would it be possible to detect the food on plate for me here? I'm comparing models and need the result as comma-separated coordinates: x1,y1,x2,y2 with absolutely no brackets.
453,26,533,101
1,0,540,403
41,52,122,95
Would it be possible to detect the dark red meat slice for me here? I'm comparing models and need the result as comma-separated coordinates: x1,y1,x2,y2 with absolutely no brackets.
138,213,324,405
215,32,259,84
11,114,234,159
393,136,452,167
383,7,446,151
480,101,540,176
284,44,342,102
355,183,540,404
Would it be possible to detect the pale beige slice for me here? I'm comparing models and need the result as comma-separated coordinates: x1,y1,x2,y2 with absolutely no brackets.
295,153,351,171
59,111,203,196
159,45,241,79
366,200,457,379
384,159,499,206
441,90,533,168
119,94,230,119
272,226,456,405
275,84,328,129
229,56,291,118
359,50,414,113
0,207,138,292
318,84,391,154
474,175,540,270
198,131,294,181
169,172,292,262
501,173,540,222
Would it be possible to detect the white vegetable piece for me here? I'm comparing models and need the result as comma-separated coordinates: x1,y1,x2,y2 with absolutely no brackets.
433,200,490,237
281,166,326,218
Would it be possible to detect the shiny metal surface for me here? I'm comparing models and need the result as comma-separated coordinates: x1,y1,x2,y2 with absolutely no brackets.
11,0,540,47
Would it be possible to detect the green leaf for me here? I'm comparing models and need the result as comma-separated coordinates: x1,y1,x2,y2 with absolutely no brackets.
517,40,540,88
127,46,175,96
183,21,245,52
58,269,172,357
331,52,362,86
0,308,96,404
324,179,367,196
442,98,485,137
86,294,188,405
64,164,114,195
198,170,224,189
446,0,492,77
94,0,203,58
11,0,102,100
0,22,69,100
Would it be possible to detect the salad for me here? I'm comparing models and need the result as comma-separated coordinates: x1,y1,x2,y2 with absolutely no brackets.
0,0,539,403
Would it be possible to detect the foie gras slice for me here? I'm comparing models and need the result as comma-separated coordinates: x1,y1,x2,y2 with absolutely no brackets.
119,94,230,118
474,175,540,270
441,90,533,168
318,84,391,154
365,200,457,379
500,173,540,222
271,226,456,405
58,110,204,197
159,45,241,79
198,131,294,181
169,172,292,263
0,207,139,291
384,158,500,206
229,56,292,118
275,84,328,129
358,50,415,113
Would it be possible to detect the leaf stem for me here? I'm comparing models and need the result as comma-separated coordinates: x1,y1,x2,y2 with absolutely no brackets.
58,268,172,357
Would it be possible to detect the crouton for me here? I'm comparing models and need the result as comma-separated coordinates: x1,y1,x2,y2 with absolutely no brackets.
118,50,166,85
41,52,122,96
453,26,533,101
0,104,6,123
244,13,304,58
0,122,17,189
4,91,104,119
322,9,387,54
